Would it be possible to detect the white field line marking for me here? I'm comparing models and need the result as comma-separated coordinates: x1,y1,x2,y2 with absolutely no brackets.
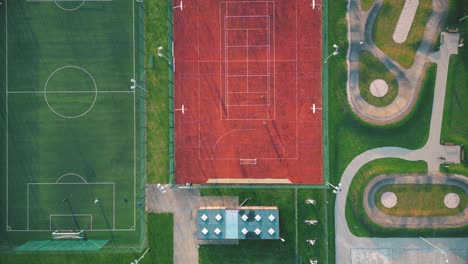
267,9,270,106
198,3,202,159
212,129,256,150
132,0,136,228
27,183,29,230
218,2,223,123
246,29,249,93
225,14,229,118
295,188,298,261
49,214,92,231
229,92,267,94
225,15,269,18
28,182,115,185
27,182,115,231
227,74,269,77
8,229,135,232
228,28,266,31
56,173,88,184
113,183,115,229
226,45,269,48
5,0,9,230
27,0,112,2
8,90,133,94
202,157,299,160
226,104,268,107
221,0,274,3
295,1,298,157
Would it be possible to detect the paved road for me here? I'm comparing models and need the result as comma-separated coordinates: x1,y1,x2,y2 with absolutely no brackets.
336,29,467,263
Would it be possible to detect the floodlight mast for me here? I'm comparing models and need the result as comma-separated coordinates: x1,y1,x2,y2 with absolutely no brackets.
324,44,339,63
158,46,172,65
130,79,148,92
131,248,150,264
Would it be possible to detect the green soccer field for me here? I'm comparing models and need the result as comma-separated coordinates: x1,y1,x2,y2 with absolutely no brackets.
1,0,144,247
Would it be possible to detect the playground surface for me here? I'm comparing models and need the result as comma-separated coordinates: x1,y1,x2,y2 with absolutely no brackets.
173,0,323,184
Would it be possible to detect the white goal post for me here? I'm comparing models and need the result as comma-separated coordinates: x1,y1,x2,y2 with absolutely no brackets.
52,230,86,240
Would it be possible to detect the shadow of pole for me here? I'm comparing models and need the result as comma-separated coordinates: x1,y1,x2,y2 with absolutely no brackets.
63,198,81,231
97,201,115,243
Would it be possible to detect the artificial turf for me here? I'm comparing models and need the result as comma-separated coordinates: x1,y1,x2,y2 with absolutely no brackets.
1,0,142,248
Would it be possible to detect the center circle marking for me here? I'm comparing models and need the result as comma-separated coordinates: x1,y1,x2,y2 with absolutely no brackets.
54,0,86,11
44,65,97,119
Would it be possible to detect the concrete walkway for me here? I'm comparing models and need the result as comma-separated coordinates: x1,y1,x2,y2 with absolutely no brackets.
346,0,448,125
336,26,467,263
146,185,238,264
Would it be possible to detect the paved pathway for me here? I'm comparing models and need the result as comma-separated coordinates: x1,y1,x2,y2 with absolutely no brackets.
346,0,448,124
336,24,467,263
146,185,238,264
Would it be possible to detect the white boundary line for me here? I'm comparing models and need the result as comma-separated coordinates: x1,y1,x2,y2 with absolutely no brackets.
27,182,115,231
132,0,136,229
49,214,93,231
8,90,133,94
8,229,135,232
5,0,9,231
27,0,112,2
223,13,272,119
4,0,136,228
295,0,298,158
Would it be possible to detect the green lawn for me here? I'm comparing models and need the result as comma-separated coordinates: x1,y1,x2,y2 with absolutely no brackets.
359,51,398,107
375,184,467,216
144,214,173,264
361,0,374,11
145,0,171,184
199,189,296,263
373,0,433,68
297,189,327,264
440,1,468,176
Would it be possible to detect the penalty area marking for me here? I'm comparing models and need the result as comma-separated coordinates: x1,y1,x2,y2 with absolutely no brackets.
27,181,115,231
49,214,93,230
26,0,113,12
44,65,98,119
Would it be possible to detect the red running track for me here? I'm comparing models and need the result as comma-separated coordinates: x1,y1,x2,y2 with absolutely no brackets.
173,0,322,184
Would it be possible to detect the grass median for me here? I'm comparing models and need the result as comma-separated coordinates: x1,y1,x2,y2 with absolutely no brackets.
375,184,467,217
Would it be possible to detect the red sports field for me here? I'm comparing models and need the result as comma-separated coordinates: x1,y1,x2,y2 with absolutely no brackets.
173,0,322,184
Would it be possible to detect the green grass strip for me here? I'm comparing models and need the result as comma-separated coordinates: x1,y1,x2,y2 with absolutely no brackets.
359,51,398,107
146,213,173,264
375,184,467,217
145,0,171,183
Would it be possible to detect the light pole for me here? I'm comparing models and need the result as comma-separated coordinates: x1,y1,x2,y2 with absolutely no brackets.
324,44,339,63
326,182,342,194
131,248,150,264
279,237,285,242
419,237,448,263
459,15,468,21
130,79,148,92
158,46,172,65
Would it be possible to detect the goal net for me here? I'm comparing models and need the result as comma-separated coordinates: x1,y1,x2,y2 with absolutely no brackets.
52,230,86,240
